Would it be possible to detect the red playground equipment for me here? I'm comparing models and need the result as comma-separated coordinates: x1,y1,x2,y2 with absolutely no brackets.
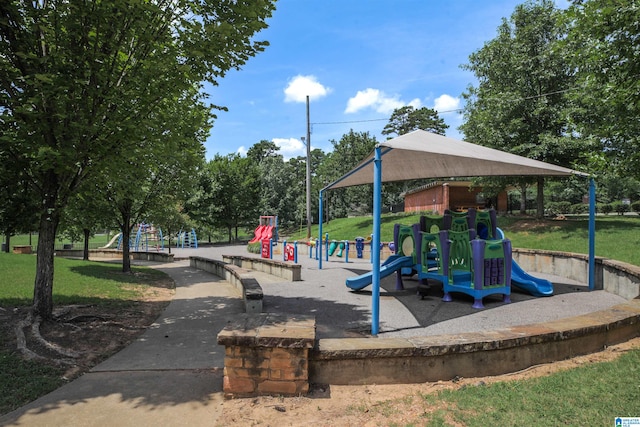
249,216,278,244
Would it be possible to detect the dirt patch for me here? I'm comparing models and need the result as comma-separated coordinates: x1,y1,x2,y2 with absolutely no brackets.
216,337,640,426
0,274,174,381
506,218,565,233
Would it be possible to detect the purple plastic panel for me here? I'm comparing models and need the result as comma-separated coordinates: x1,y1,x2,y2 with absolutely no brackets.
471,239,486,290
413,223,422,266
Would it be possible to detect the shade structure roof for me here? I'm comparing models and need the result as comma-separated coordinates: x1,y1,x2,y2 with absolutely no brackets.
317,129,594,336
325,130,586,190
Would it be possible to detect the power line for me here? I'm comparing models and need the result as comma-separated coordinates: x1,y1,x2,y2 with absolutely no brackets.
311,117,388,126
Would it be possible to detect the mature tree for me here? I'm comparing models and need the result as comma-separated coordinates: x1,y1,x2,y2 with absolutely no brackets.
203,154,261,242
0,166,38,252
381,106,449,138
246,140,280,164
153,198,192,254
0,0,275,319
244,140,323,231
101,87,207,272
184,167,221,236
565,1,640,180
59,184,114,261
460,0,587,218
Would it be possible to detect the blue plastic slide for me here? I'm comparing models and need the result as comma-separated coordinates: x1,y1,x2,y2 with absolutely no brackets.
346,255,414,291
496,227,554,297
510,261,554,297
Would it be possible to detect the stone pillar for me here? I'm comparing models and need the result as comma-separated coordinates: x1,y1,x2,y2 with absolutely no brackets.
217,313,316,398
442,182,450,212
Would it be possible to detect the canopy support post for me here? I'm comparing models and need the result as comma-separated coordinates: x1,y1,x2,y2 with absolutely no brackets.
371,146,382,336
588,177,596,291
319,189,324,270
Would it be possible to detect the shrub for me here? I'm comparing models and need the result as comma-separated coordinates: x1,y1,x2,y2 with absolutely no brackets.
631,201,640,215
546,201,571,215
600,203,613,215
247,242,261,254
612,201,630,215
569,203,589,214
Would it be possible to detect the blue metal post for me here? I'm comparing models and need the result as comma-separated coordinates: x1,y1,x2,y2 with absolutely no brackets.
283,240,287,262
294,241,298,263
370,234,374,264
269,239,273,259
345,241,349,263
371,146,382,336
325,233,329,262
589,178,596,291
319,190,324,269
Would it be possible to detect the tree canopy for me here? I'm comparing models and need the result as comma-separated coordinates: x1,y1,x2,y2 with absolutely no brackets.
565,0,640,180
460,0,590,217
381,106,449,138
0,0,276,318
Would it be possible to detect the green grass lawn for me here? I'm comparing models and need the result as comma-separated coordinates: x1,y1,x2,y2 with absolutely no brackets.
0,253,171,415
4,233,115,251
359,347,640,426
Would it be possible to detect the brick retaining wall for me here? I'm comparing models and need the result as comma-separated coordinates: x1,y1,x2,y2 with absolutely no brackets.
217,313,315,398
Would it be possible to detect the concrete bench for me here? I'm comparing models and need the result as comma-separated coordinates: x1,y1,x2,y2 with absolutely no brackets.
190,256,263,313
222,255,301,281
12,245,32,254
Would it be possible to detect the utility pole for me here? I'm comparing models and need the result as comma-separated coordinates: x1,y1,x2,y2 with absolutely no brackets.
305,95,312,239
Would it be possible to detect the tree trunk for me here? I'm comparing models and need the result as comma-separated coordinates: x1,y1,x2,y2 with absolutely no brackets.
519,183,527,215
122,223,132,273
536,177,544,219
32,204,60,320
83,228,90,261
4,234,10,253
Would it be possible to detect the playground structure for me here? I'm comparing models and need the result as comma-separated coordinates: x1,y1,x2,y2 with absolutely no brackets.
346,208,553,308
315,234,393,264
282,240,298,263
137,224,164,251
176,228,198,249
100,232,122,249
249,215,278,244
117,223,165,251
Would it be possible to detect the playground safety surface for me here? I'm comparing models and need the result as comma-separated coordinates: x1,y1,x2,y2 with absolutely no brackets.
0,244,635,426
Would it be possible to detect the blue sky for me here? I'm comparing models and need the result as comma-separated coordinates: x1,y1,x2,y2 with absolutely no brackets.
203,0,563,161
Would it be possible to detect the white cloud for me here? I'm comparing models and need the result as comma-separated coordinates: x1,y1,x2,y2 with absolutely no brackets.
236,146,247,156
272,137,305,160
284,75,331,103
433,94,461,114
345,89,423,115
344,88,381,113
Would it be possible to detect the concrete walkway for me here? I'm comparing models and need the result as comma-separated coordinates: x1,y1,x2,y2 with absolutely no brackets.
0,244,630,426
0,260,240,427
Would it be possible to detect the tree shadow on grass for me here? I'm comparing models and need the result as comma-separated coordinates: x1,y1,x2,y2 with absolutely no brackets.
68,263,169,287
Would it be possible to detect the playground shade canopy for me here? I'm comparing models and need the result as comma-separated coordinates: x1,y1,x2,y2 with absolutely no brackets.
324,130,586,190
319,129,591,336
